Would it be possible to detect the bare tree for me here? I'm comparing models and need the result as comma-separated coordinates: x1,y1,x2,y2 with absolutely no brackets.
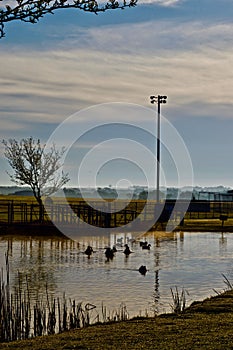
2,137,69,222
0,0,137,38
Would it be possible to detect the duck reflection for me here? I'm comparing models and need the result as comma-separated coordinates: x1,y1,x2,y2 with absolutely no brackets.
123,244,133,257
84,245,94,259
105,247,114,261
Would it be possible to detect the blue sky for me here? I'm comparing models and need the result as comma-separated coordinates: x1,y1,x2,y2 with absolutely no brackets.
1,0,233,189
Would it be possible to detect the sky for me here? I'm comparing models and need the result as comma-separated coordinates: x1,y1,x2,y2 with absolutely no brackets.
1,0,233,189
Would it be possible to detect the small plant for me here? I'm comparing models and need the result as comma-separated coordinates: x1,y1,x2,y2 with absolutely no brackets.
113,303,129,322
222,273,233,290
214,274,233,295
170,287,189,314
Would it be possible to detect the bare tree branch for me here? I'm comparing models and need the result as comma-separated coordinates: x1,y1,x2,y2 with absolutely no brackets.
0,0,137,38
2,137,70,221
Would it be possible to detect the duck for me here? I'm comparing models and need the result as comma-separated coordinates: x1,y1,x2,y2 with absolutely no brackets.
138,265,148,275
142,244,151,250
139,241,148,247
123,244,132,256
105,247,114,260
84,245,93,258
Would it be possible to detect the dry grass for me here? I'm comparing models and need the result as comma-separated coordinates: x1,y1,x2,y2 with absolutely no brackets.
1,290,233,350
179,218,233,232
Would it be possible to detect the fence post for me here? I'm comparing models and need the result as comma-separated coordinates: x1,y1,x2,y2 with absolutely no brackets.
61,206,64,223
30,204,33,222
25,203,28,223
8,202,12,224
11,200,14,223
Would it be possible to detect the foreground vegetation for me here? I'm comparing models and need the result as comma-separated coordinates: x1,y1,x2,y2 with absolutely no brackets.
0,290,233,349
0,254,130,342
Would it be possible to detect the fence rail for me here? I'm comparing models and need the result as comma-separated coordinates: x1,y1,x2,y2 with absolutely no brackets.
0,199,233,228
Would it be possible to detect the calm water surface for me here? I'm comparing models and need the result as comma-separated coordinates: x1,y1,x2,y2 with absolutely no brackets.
0,231,233,317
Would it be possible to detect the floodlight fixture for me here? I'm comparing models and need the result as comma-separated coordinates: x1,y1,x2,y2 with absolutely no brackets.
149,94,168,202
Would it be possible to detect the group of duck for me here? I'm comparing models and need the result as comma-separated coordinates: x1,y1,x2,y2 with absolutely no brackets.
84,240,151,276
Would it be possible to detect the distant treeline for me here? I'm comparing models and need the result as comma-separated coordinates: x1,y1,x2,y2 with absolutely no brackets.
0,185,231,200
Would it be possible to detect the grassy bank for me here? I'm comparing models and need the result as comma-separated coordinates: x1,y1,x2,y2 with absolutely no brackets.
1,290,233,350
178,218,233,232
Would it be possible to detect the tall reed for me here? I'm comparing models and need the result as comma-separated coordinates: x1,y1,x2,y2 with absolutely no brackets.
0,252,129,343
222,273,233,290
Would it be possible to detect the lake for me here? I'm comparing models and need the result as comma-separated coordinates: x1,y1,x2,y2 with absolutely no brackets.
0,231,233,318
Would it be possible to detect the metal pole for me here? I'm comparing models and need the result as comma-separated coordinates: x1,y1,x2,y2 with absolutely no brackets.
157,97,161,202
150,94,167,203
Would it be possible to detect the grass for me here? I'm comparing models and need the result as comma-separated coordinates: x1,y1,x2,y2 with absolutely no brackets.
0,290,233,349
180,218,233,232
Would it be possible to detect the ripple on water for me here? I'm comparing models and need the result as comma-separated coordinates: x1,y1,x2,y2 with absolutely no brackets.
0,231,233,316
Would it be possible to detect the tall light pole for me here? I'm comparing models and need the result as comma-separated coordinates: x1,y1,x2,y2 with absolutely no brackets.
150,95,167,202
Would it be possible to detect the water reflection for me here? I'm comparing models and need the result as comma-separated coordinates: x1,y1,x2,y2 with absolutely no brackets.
0,231,233,316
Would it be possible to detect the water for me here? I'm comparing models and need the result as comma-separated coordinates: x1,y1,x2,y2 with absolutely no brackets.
0,231,233,317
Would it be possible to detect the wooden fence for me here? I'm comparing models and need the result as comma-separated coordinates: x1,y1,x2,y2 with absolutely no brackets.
0,199,233,228
0,200,142,228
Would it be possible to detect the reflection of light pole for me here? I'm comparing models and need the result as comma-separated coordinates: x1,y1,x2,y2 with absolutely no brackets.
150,95,167,202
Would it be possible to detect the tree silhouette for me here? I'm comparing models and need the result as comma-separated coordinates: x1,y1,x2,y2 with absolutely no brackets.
0,0,137,38
3,137,69,222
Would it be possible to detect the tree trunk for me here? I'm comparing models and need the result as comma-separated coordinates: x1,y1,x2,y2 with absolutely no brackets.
37,196,44,223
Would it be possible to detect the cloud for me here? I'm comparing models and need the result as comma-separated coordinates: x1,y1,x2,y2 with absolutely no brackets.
1,20,233,130
138,0,182,5
1,2,233,187
1,11,233,139
57,19,233,54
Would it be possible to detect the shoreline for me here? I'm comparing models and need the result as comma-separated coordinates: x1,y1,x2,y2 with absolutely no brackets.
0,289,232,349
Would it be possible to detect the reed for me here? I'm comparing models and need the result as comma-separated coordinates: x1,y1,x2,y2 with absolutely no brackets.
222,273,233,290
100,302,129,323
0,252,131,343
170,287,188,314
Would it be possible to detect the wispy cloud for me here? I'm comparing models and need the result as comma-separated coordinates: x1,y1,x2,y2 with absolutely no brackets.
1,17,233,136
57,19,233,54
138,0,183,5
1,1,233,186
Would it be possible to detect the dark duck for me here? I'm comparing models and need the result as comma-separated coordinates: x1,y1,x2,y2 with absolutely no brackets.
84,245,93,258
138,265,148,275
123,244,132,256
105,247,114,260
